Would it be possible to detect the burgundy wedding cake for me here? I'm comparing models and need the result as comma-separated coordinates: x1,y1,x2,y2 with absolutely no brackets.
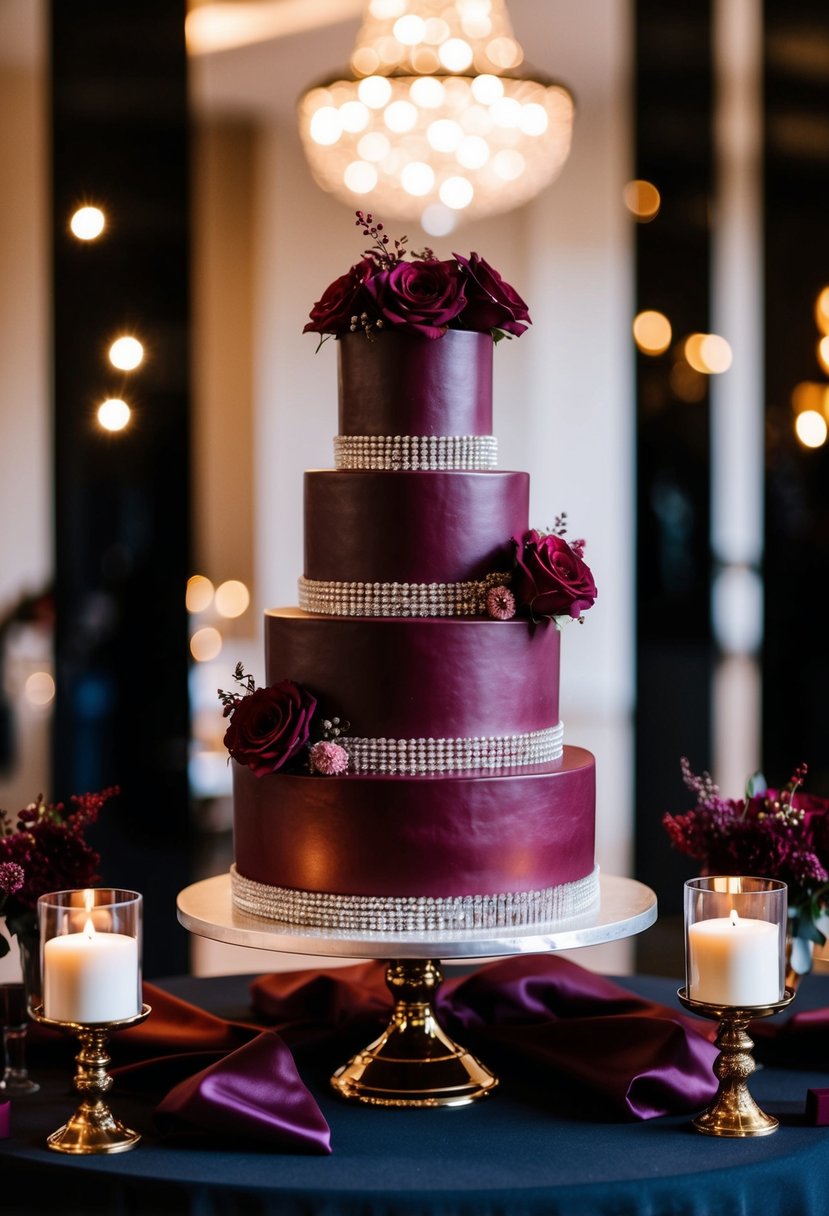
223,215,599,934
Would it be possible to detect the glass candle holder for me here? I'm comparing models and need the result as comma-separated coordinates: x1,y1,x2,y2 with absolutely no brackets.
36,889,142,1024
684,876,787,1007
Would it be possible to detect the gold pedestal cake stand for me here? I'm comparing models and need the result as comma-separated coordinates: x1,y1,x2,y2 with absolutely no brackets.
177,873,657,1108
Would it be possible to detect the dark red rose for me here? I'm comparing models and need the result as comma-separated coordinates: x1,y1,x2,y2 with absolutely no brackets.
224,681,317,777
363,259,466,339
454,252,531,337
304,258,373,336
512,529,597,619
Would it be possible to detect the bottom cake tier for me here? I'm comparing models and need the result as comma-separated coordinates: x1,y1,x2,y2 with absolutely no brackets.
231,746,598,932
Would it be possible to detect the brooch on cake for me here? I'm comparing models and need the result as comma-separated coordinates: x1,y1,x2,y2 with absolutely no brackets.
304,211,531,344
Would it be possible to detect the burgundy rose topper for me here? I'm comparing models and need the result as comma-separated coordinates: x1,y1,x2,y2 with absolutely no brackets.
512,514,597,622
304,211,531,344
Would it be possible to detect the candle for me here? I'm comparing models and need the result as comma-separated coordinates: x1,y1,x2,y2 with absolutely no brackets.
43,919,139,1023
688,909,780,1005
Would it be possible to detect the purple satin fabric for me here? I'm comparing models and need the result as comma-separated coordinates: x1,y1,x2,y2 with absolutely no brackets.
155,1031,331,1154
0,1099,10,1139
251,956,719,1121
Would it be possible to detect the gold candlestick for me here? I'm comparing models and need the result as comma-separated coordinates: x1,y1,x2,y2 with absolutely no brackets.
31,1003,150,1153
331,959,497,1107
677,987,794,1137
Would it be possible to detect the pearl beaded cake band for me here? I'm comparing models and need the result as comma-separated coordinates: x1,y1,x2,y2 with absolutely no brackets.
298,571,511,618
334,434,498,471
230,864,600,934
340,722,564,775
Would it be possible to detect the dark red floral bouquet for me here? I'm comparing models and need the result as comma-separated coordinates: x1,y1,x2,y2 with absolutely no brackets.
304,211,531,343
220,664,349,779
511,515,597,622
663,758,829,975
0,787,118,957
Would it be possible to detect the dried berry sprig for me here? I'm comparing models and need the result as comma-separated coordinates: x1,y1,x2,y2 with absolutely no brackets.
218,661,257,716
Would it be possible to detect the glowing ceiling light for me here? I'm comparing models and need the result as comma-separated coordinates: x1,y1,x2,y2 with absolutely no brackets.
70,206,105,240
298,0,573,226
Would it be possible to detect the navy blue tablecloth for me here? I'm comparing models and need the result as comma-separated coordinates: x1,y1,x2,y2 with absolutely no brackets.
2,971,829,1216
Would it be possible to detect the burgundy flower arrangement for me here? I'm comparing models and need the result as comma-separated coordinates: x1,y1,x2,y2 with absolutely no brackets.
0,787,118,957
220,664,349,779
663,758,829,972
304,211,531,343
506,515,597,624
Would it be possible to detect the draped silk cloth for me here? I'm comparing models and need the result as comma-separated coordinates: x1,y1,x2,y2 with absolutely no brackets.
251,955,719,1121
30,958,721,1149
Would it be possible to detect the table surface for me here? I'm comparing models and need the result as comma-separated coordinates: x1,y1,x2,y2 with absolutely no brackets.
2,971,829,1216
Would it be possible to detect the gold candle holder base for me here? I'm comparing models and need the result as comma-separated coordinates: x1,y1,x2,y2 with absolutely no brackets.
331,959,497,1108
677,987,794,1137
31,1003,151,1154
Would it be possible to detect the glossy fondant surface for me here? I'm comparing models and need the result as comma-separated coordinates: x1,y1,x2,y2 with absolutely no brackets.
304,469,527,584
265,609,560,739
233,747,596,899
337,330,493,436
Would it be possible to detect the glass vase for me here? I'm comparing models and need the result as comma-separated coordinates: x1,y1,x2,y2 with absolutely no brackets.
0,927,40,1095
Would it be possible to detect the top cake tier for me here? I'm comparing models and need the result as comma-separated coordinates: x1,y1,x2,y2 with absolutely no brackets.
338,330,493,437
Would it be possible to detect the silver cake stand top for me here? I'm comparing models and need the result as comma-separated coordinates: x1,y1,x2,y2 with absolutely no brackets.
177,873,657,961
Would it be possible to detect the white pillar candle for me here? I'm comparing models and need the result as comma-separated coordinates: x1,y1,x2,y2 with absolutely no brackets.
688,909,780,1005
43,920,139,1023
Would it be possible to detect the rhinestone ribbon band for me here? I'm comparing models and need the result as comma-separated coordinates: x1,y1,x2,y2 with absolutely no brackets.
334,434,498,471
339,722,564,775
298,571,511,618
231,865,600,933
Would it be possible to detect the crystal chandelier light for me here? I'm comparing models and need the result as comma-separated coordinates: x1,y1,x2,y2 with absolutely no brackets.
298,0,574,235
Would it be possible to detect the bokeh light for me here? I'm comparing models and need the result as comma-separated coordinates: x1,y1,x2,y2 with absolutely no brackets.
108,336,144,371
24,671,56,707
70,206,106,240
215,579,250,619
97,398,131,431
633,310,672,355
795,409,828,449
623,179,661,222
190,626,223,662
186,574,215,614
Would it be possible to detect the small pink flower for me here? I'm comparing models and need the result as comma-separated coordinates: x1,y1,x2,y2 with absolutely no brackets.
486,585,516,621
309,741,349,776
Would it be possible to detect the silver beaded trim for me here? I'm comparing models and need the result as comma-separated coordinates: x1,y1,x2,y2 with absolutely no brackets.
340,722,564,774
231,865,600,933
298,571,511,618
334,434,498,471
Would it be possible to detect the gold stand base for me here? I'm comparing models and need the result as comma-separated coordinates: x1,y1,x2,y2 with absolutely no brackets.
678,987,794,1138
331,959,497,1107
31,1004,151,1154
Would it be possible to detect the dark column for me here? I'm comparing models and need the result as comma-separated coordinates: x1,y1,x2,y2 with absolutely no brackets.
633,1,716,926
50,1,192,977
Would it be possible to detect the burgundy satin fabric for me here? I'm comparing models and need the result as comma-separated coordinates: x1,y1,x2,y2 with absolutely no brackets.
251,956,719,1121
0,1099,10,1139
109,983,331,1154
155,1031,331,1153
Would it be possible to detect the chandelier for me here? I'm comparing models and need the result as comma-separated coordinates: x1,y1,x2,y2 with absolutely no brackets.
298,0,574,235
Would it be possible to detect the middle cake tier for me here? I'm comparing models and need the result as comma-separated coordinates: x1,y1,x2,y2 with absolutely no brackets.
266,609,561,750
303,469,528,585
